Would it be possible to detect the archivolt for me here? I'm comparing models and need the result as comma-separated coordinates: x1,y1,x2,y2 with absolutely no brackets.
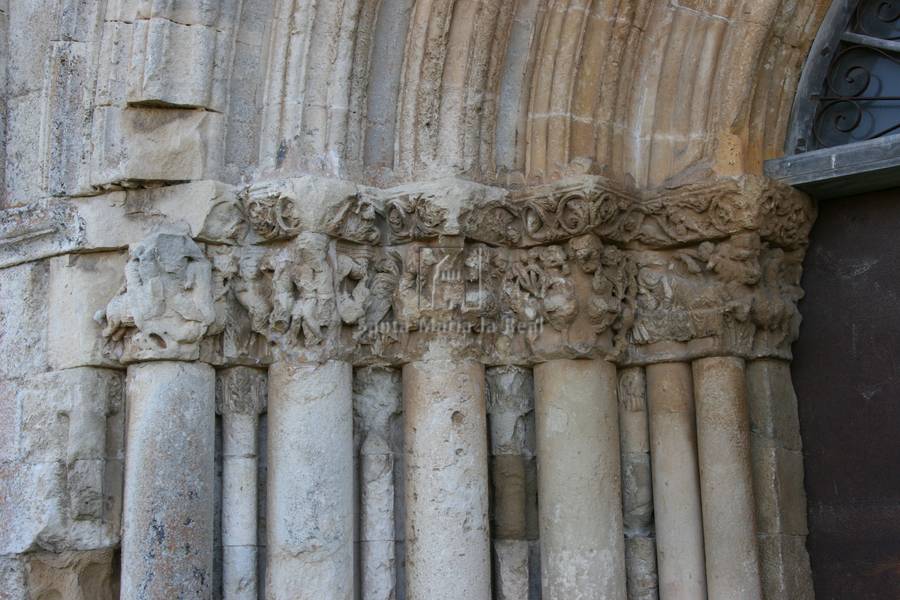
256,0,830,189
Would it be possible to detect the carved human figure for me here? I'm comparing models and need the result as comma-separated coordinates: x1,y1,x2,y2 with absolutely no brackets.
335,243,373,327
751,247,804,346
699,232,761,323
234,245,274,335
96,232,216,361
269,234,335,346
536,245,577,331
362,252,402,337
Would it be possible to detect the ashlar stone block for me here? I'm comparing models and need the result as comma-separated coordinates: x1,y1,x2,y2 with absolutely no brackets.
0,261,49,379
49,252,128,370
127,18,228,111
89,106,224,188
0,368,123,555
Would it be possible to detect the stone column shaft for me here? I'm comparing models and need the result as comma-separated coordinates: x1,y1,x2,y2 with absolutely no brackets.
618,367,659,600
486,366,536,600
219,367,266,600
121,361,216,600
646,362,707,600
535,358,627,600
746,359,814,600
354,367,402,600
403,359,491,600
693,357,763,600
267,360,354,600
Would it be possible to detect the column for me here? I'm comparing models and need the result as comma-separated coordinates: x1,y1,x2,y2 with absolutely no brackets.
618,367,659,600
646,362,707,599
121,362,216,600
266,360,354,600
354,367,402,600
534,358,627,600
218,368,266,600
403,359,491,600
486,366,535,600
746,359,814,600
693,357,763,600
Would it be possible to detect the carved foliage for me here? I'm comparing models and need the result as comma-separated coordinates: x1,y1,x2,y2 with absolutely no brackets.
217,368,267,415
464,176,815,251
242,182,303,241
385,194,448,242
324,195,382,244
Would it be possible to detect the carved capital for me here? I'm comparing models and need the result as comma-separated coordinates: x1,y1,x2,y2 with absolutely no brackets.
216,367,267,415
98,174,812,367
96,231,216,363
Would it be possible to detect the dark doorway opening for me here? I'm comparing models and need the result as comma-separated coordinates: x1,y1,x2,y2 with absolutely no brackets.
792,188,900,599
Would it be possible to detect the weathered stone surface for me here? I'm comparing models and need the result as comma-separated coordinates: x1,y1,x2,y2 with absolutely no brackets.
76,181,241,249
49,252,128,369
535,359,627,600
619,367,653,537
758,534,815,600
121,361,215,600
403,359,490,600
218,367,265,600
693,357,764,600
0,201,86,269
96,231,216,362
89,106,224,188
747,359,803,451
266,360,353,600
493,539,531,600
24,549,118,600
0,261,49,379
752,445,809,536
127,18,229,111
0,2,830,597
354,365,402,600
624,536,659,600
646,362,706,600
0,555,28,600
486,365,534,457
0,368,123,555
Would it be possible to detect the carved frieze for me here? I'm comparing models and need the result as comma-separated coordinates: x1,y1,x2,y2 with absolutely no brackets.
96,174,814,366
462,175,815,251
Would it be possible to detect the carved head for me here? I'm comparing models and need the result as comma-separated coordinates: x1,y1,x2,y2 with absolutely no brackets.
538,245,568,272
699,233,761,286
569,234,603,273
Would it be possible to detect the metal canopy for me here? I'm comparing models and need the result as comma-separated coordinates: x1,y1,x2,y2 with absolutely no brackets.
767,0,900,198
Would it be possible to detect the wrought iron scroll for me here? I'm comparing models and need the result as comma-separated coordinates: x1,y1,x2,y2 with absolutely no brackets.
812,0,900,149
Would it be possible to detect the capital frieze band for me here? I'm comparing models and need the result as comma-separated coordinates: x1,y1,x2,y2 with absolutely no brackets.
89,174,815,368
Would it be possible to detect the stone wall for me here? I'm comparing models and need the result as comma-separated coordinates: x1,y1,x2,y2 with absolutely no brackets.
0,1,830,599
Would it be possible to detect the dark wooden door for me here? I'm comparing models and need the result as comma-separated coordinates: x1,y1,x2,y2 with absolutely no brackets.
792,189,900,599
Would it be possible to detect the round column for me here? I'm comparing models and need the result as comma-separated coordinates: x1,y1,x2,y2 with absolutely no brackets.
354,367,402,600
693,357,763,600
267,360,354,600
219,367,266,600
618,367,659,600
403,359,491,600
121,361,216,600
534,358,627,600
646,362,707,599
486,366,535,600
